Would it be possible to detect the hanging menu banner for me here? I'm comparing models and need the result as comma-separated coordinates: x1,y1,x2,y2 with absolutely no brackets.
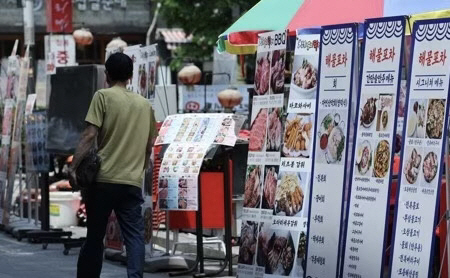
390,18,450,278
342,17,406,277
306,24,357,277
239,30,307,278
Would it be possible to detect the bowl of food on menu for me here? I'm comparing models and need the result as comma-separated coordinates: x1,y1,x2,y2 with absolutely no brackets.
423,151,438,183
373,140,390,178
360,97,377,128
426,99,445,139
282,114,313,158
318,113,346,164
403,148,421,184
356,140,372,176
291,58,317,98
274,173,304,216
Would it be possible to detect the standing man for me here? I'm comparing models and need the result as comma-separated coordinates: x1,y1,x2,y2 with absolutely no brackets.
69,53,158,278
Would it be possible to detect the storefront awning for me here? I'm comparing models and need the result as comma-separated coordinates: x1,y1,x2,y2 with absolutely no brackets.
156,28,193,50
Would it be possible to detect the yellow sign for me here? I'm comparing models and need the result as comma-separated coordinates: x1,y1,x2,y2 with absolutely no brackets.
49,204,60,216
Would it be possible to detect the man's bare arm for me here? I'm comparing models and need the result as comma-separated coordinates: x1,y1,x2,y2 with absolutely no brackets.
144,136,155,170
70,124,99,171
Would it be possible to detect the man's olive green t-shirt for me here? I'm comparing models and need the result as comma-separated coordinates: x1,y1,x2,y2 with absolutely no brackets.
85,86,157,187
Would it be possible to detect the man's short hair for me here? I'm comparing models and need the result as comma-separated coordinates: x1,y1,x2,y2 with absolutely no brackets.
105,53,133,82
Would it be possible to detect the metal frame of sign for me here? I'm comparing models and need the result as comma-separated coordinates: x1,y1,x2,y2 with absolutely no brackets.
341,16,406,278
389,17,450,278
305,23,358,277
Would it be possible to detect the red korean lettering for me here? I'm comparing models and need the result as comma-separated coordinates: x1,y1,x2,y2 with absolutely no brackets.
332,53,336,67
441,49,447,65
325,54,331,67
369,48,376,63
418,51,426,66
376,48,382,62
426,50,433,66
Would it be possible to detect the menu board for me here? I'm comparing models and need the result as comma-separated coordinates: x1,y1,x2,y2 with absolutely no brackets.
239,30,308,278
306,24,357,277
342,17,406,277
123,45,142,93
155,113,239,147
158,143,208,211
143,45,158,104
390,18,450,277
25,112,50,173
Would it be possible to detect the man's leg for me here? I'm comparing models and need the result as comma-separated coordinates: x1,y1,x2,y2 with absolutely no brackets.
77,184,113,278
115,185,145,278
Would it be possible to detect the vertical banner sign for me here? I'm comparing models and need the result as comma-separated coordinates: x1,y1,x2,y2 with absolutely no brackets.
4,48,31,225
342,17,406,277
390,18,450,278
144,44,158,104
307,24,357,277
239,30,300,278
123,45,142,93
283,29,320,276
0,53,19,225
45,35,76,75
46,0,73,33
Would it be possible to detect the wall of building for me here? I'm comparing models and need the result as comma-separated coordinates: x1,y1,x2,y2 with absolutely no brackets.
0,0,151,34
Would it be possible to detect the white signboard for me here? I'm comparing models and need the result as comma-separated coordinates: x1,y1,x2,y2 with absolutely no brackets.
123,45,142,93
390,18,450,278
307,24,357,277
44,35,76,75
342,17,406,278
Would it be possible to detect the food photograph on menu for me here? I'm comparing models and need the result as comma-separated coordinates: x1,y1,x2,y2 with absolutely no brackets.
238,221,258,265
270,50,286,94
376,94,394,132
244,165,263,209
255,52,271,95
138,63,147,97
249,108,268,152
407,99,427,138
262,166,279,209
316,111,347,164
423,151,438,184
295,231,307,276
274,172,306,217
403,147,422,184
266,108,283,152
148,61,156,99
257,223,298,276
355,139,373,177
291,58,318,99
426,99,446,139
282,113,313,158
359,95,378,130
373,140,390,178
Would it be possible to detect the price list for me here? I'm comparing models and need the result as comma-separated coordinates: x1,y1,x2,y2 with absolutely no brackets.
390,18,450,278
342,17,406,278
306,24,357,278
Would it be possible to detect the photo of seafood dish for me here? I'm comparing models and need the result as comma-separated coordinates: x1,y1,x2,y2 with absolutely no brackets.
407,99,426,138
148,62,156,99
295,232,307,275
377,94,393,132
423,151,438,183
262,166,278,209
282,113,313,158
274,173,304,216
159,188,168,199
159,178,168,188
404,148,421,184
270,50,285,94
318,113,346,164
257,227,296,276
178,198,187,209
356,140,372,176
426,99,445,139
255,52,270,95
244,165,262,208
238,221,258,265
373,140,390,178
178,178,187,188
292,58,317,98
249,108,268,152
266,108,282,152
360,97,377,128
138,64,147,97
179,188,188,198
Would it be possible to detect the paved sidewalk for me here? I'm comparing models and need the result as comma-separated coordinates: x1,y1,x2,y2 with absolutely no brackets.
0,231,167,278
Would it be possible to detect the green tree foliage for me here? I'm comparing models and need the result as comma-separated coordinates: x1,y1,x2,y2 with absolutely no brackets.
156,0,259,70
